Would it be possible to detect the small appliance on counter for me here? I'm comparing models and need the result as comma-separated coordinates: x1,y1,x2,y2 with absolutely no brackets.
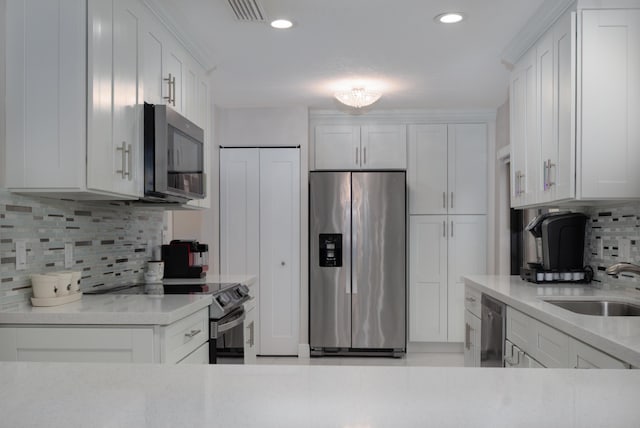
161,240,209,278
520,211,591,284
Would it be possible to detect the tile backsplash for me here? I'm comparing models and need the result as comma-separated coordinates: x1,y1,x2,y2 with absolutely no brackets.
0,189,163,305
584,203,640,290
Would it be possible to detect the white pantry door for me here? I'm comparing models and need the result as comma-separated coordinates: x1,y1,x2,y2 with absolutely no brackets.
259,149,300,355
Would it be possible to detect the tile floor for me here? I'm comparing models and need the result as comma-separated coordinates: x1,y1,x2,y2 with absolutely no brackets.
254,352,464,367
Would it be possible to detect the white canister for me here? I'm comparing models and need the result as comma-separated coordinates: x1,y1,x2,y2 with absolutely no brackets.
48,272,72,296
30,274,58,298
146,261,164,279
58,270,81,292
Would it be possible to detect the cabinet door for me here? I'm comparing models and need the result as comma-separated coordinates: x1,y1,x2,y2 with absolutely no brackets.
140,17,165,105
580,10,640,199
509,64,526,207
552,10,576,201
537,31,554,204
360,125,407,169
259,149,300,355
408,125,448,215
464,310,481,367
314,125,361,170
568,338,628,369
447,215,487,342
447,124,487,214
409,215,448,342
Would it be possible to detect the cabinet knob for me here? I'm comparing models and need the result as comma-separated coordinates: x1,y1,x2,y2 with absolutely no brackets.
281,261,286,266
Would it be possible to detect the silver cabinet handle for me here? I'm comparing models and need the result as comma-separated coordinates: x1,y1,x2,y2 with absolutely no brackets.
363,146,367,164
547,158,555,188
543,160,548,190
465,296,476,303
465,323,471,350
451,220,454,238
355,147,359,165
514,171,520,196
163,73,176,106
116,141,130,179
443,220,446,238
126,144,132,181
281,261,285,266
442,192,446,209
450,192,454,209
518,173,525,195
184,329,201,338
246,320,254,346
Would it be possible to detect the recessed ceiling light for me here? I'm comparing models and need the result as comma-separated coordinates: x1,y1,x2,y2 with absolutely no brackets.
435,12,465,24
270,19,293,29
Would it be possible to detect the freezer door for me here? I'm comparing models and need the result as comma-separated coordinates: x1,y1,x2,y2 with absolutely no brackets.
309,172,352,348
351,172,406,349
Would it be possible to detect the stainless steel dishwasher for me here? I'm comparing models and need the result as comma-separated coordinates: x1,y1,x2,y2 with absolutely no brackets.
481,294,505,367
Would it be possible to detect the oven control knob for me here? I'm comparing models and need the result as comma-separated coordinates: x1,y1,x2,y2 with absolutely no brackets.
239,284,250,295
217,293,231,306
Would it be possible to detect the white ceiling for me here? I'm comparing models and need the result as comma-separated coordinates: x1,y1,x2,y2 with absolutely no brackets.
150,0,545,110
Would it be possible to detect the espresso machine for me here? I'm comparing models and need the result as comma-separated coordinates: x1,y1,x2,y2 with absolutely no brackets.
520,212,591,283
161,240,209,278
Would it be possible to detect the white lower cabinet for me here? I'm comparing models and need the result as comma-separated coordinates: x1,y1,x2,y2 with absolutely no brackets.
409,215,486,343
506,307,629,369
463,310,481,367
0,308,209,364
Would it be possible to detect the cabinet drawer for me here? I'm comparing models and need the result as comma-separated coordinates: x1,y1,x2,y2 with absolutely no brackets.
162,308,209,364
177,342,209,364
464,286,482,318
569,338,628,369
507,307,569,368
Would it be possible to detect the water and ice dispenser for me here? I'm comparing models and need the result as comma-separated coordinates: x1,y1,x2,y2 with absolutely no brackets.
318,234,342,267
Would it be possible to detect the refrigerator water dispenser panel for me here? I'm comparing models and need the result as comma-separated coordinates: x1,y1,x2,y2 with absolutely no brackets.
319,234,342,267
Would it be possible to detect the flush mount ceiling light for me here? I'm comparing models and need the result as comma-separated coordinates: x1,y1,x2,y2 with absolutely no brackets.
270,19,293,29
334,88,382,108
434,12,465,24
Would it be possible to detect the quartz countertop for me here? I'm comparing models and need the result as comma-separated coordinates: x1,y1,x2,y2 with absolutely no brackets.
464,275,640,367
0,294,212,325
0,362,638,428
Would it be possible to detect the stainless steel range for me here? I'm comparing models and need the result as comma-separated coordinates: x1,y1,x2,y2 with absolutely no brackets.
84,281,251,363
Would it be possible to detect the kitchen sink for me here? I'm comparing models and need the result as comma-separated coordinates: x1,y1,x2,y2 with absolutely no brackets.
544,299,640,316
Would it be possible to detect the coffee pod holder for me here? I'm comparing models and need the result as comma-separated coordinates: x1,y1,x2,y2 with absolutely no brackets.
520,265,594,284
31,291,83,307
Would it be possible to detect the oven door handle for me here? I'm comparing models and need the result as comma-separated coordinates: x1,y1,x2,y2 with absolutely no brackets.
214,311,246,334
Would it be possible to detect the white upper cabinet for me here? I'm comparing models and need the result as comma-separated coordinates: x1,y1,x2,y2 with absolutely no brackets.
5,0,142,199
579,9,640,199
510,5,640,207
5,0,211,203
314,124,406,170
408,124,487,215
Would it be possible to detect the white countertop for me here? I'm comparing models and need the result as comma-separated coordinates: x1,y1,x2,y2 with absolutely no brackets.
0,294,212,325
0,362,638,428
464,275,640,367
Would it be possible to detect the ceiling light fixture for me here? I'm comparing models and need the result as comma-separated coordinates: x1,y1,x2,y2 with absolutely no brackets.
435,12,465,24
270,19,293,29
334,88,382,108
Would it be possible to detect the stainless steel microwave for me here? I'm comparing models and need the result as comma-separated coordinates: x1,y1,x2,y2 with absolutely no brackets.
143,103,205,203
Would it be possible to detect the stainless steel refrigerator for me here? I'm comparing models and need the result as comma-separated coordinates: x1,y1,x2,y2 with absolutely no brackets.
309,171,406,356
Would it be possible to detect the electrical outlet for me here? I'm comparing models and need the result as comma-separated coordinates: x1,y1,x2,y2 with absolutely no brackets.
64,243,74,268
620,239,631,260
15,240,27,270
597,238,604,258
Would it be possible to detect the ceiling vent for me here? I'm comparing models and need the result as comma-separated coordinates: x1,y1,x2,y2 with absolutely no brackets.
226,0,266,22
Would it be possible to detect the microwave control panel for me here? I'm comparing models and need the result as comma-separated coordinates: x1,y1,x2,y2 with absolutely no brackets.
319,234,342,267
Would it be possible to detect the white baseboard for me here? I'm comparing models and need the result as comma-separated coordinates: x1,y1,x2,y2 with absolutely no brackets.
298,343,310,359
407,342,464,354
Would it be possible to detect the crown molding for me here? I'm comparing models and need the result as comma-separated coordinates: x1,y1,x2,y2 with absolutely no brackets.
501,0,575,69
141,0,215,72
309,108,497,125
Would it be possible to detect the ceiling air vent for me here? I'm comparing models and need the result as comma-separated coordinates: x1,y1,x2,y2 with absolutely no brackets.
226,0,266,22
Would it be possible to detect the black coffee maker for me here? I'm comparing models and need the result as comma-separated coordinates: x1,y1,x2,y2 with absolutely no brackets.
521,212,590,283
161,240,209,278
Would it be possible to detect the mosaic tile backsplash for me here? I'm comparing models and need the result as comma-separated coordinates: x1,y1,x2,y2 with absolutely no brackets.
0,189,163,305
584,203,640,290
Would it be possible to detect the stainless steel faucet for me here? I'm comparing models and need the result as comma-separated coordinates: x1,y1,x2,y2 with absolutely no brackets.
605,262,640,276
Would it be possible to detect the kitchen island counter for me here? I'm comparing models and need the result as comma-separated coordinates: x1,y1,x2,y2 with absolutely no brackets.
464,275,640,367
0,361,638,427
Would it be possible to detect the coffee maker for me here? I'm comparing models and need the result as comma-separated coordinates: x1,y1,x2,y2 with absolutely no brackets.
520,212,591,283
161,240,209,278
